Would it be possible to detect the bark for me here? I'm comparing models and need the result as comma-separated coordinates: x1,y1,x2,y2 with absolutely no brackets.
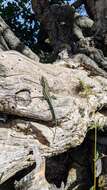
83,0,107,55
0,16,39,62
0,1,106,189
0,50,106,189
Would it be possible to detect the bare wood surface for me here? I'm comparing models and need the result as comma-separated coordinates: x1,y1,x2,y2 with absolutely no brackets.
0,50,107,188
0,1,106,188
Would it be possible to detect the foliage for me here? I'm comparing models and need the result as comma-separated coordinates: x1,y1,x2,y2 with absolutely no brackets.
0,0,86,51
88,122,104,132
78,79,93,97
0,0,39,49
88,122,104,190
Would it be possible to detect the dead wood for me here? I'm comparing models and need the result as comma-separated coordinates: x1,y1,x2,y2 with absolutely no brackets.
0,50,106,189
0,1,106,189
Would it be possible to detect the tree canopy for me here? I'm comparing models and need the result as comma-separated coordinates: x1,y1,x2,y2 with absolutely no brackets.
0,0,86,52
0,0,39,48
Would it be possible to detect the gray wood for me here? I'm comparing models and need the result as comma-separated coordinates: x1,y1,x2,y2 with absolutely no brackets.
0,50,106,189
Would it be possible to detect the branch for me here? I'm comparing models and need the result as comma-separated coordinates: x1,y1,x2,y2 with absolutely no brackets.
71,0,83,9
0,16,39,62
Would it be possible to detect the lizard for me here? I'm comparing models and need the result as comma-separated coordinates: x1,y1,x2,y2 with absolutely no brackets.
40,76,58,140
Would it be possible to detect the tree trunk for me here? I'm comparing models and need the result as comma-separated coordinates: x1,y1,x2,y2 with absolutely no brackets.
84,0,107,55
0,1,106,189
0,49,106,189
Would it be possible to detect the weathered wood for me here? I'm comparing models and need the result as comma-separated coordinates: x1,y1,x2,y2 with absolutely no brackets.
0,50,107,150
0,1,106,189
0,50,106,189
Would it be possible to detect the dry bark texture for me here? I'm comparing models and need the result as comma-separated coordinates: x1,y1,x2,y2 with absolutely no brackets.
0,50,106,189
0,0,106,189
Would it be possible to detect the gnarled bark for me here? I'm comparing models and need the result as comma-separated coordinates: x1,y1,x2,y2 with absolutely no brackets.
83,0,107,55
0,50,106,189
0,1,106,189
